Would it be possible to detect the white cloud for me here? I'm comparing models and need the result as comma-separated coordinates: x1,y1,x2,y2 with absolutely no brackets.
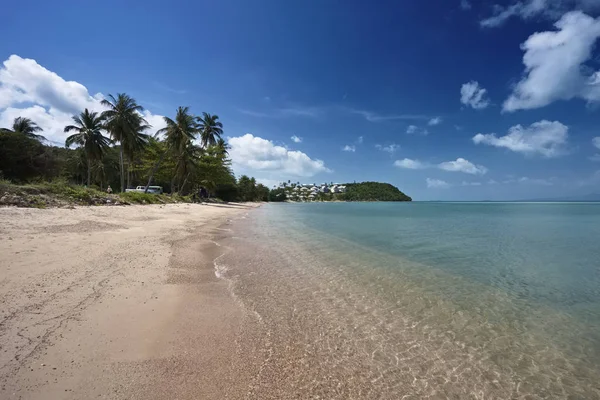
141,110,166,136
342,145,356,152
348,108,432,122
462,181,482,186
517,176,554,186
460,81,490,109
438,158,488,175
428,117,442,126
503,12,600,112
239,106,322,119
375,143,400,153
228,133,330,177
426,178,450,188
480,0,600,28
473,120,568,158
590,154,600,162
406,125,429,135
255,178,281,189
357,136,364,144
460,0,472,10
291,135,303,143
394,158,427,169
0,54,164,144
394,157,487,174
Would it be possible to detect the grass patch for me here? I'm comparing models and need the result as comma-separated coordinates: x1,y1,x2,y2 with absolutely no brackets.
1,179,111,206
1,179,195,207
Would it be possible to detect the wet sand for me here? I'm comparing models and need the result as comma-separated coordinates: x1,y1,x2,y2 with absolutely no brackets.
0,203,262,399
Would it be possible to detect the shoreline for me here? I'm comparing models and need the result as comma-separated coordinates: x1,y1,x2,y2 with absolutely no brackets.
0,203,262,399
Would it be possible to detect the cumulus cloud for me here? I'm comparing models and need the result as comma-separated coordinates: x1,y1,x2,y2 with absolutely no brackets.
503,12,600,112
462,181,482,186
394,157,487,174
460,81,490,109
438,158,488,175
460,0,472,10
473,120,568,158
357,136,364,144
375,143,400,153
342,145,356,152
426,178,450,188
228,133,330,177
0,55,164,144
394,158,427,169
291,135,303,143
480,0,600,28
406,125,429,135
428,117,442,126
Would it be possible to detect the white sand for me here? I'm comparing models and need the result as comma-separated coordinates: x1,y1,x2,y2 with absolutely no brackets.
0,203,260,399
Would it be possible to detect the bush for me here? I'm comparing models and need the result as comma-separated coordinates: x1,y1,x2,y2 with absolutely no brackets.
269,188,287,202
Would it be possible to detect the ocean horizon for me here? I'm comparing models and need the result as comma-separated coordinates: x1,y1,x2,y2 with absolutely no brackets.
218,202,600,398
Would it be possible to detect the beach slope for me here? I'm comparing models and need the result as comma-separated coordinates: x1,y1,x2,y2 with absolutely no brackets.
0,203,259,399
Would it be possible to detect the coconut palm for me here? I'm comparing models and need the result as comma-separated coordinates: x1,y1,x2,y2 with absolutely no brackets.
1,117,45,140
64,109,112,186
123,117,151,189
196,112,223,148
215,137,229,158
144,106,199,193
101,93,149,192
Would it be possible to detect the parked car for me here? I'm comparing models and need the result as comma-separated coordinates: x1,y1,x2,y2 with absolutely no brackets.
124,186,163,194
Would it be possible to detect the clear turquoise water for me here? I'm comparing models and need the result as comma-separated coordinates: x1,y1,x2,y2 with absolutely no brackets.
222,202,600,398
276,202,600,313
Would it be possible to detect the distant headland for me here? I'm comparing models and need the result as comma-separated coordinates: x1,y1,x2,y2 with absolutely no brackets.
270,181,412,202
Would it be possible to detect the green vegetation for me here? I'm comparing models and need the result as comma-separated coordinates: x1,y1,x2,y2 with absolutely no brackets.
268,188,287,202
282,181,411,202
0,179,113,208
0,93,273,206
341,182,412,202
0,93,412,207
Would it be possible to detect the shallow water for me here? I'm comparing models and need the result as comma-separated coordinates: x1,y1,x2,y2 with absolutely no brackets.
219,202,600,399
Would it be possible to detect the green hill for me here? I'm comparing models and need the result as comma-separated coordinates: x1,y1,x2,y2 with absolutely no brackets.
341,182,411,202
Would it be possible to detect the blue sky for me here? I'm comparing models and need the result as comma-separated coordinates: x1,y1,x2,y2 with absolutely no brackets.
2,0,600,200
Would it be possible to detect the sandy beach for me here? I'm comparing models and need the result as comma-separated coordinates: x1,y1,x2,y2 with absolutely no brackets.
0,203,261,399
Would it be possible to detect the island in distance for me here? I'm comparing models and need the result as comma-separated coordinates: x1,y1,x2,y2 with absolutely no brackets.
270,181,412,202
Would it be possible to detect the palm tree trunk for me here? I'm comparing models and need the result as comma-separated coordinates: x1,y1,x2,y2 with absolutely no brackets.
144,148,168,194
119,146,125,192
180,172,191,195
126,159,131,189
87,159,91,187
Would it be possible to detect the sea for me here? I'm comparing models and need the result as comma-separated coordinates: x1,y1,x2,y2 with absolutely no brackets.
217,202,600,399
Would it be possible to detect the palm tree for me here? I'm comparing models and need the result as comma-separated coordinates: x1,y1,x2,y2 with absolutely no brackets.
64,109,112,186
123,118,150,189
1,117,45,140
215,138,229,158
101,93,149,192
144,106,199,193
196,112,223,148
